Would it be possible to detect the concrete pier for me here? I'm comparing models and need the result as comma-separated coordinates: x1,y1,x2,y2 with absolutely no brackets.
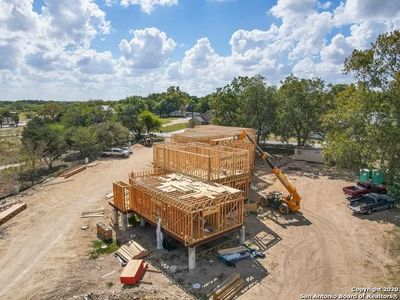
239,225,245,245
121,213,128,231
113,208,119,229
188,246,196,270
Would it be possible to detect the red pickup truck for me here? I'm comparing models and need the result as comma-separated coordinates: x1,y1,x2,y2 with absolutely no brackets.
343,181,387,198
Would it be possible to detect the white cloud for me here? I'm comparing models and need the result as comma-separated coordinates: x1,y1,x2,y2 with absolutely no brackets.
119,27,176,69
1,0,400,100
334,0,400,25
119,0,178,14
76,49,116,74
42,0,110,47
320,33,352,64
270,0,317,19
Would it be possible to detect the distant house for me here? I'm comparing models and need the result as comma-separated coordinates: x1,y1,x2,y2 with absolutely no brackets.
293,147,323,163
100,105,114,113
189,111,214,127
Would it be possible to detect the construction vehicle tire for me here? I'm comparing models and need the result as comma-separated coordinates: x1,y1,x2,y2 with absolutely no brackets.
259,196,270,207
278,203,289,215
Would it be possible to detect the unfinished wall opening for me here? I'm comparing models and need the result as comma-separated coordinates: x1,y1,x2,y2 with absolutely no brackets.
170,125,256,173
153,143,251,198
126,170,244,246
112,181,130,213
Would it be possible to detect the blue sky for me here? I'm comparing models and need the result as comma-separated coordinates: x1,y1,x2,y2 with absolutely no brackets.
1,0,399,100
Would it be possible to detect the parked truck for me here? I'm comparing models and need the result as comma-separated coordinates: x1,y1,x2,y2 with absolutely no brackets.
348,193,395,215
343,181,387,198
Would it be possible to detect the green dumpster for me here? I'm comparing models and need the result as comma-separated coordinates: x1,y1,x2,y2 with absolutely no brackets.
359,169,370,182
372,170,384,184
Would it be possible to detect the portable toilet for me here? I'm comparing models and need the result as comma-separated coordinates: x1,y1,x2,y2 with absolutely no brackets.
359,169,370,182
372,170,384,184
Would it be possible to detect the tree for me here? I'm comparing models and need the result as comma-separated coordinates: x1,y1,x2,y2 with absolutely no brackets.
139,110,162,134
94,121,130,149
322,85,372,169
241,75,278,143
21,117,66,169
70,127,100,158
38,103,63,121
21,139,45,185
116,101,145,139
210,76,252,126
12,113,19,127
340,30,400,183
277,75,327,146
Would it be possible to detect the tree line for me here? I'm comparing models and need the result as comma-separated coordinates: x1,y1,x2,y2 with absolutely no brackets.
1,30,399,188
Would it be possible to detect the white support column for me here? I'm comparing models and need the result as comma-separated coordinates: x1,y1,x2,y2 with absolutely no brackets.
188,247,196,270
239,225,245,245
113,208,119,229
121,213,128,232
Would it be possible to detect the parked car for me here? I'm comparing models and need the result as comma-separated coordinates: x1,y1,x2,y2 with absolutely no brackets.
101,148,130,158
348,193,395,215
120,146,133,154
343,181,387,198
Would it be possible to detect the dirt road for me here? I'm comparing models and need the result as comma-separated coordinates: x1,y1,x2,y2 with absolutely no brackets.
243,161,399,299
0,153,398,300
0,145,153,299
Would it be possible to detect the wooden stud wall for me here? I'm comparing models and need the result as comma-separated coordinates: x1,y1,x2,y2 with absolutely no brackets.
153,143,249,181
127,171,244,246
113,181,130,213
171,125,257,174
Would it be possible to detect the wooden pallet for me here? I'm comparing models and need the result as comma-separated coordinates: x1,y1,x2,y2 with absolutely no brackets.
0,203,27,226
211,273,246,300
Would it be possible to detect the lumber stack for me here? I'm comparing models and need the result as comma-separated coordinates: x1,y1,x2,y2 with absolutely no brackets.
0,203,27,226
63,165,87,179
80,208,105,218
211,273,246,300
120,259,148,285
217,246,248,256
115,240,149,263
96,222,112,241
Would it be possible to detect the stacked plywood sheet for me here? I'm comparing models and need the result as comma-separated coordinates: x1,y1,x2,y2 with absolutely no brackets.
116,241,149,263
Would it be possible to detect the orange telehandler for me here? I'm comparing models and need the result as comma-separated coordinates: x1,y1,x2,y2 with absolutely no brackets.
239,130,302,214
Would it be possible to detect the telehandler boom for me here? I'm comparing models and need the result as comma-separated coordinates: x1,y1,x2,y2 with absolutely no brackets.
239,130,302,214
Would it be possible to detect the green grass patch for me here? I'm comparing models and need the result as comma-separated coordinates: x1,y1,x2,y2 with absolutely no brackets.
0,139,22,166
159,117,177,125
89,240,119,259
106,281,114,288
161,122,188,133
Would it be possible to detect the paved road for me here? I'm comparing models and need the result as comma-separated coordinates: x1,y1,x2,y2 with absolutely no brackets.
161,117,191,127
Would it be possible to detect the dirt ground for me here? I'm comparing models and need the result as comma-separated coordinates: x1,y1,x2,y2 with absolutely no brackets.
0,147,399,300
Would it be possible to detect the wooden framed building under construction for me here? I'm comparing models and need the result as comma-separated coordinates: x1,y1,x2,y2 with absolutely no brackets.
112,169,244,247
171,125,257,173
153,143,251,198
